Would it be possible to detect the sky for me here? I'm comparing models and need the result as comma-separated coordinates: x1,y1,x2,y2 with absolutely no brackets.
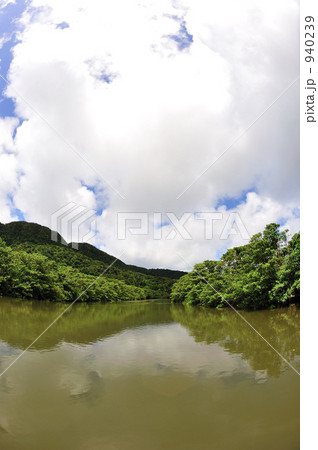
0,0,300,270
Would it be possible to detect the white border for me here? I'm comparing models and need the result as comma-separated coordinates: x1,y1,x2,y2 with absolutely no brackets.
301,0,318,447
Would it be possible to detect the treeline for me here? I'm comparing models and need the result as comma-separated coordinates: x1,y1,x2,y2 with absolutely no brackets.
0,221,300,308
171,224,300,310
11,241,176,299
0,238,148,302
0,221,184,302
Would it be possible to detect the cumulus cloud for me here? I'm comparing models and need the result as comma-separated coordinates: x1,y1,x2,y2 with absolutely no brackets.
0,0,16,9
0,117,20,222
0,0,299,268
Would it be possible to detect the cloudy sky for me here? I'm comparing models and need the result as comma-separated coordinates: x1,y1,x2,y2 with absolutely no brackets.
0,0,299,269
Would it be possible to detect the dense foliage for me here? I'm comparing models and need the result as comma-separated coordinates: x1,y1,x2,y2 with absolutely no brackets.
0,221,184,302
171,224,300,310
0,221,300,308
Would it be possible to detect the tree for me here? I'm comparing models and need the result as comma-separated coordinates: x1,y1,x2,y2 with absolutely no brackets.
171,224,300,310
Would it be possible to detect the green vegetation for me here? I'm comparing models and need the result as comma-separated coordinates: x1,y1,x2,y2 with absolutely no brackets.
171,223,300,310
0,221,185,302
0,221,300,309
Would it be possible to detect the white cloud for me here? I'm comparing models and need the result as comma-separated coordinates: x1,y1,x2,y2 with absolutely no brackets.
1,0,299,267
0,117,19,223
0,0,15,9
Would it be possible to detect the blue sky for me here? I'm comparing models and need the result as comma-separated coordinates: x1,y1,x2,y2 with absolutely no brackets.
168,19,193,50
0,0,28,118
0,0,27,221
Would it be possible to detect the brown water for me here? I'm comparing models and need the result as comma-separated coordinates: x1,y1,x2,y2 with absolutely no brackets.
0,298,299,449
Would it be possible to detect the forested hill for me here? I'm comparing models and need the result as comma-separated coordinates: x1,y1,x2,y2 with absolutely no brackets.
171,223,300,310
0,221,184,279
0,221,185,302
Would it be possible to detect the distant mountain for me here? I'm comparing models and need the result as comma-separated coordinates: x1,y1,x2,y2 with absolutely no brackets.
0,221,63,246
0,221,186,302
0,221,185,278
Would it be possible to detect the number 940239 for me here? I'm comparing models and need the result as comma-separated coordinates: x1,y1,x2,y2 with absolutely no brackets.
305,16,315,62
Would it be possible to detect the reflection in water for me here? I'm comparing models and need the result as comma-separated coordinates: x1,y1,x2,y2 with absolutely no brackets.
0,298,299,450
170,304,300,377
0,298,173,350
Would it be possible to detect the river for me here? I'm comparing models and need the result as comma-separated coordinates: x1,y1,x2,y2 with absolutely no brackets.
0,298,299,449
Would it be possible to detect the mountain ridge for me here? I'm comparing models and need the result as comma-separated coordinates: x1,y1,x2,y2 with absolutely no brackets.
0,220,185,279
0,220,186,302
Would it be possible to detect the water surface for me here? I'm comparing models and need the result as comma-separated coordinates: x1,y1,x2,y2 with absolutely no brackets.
0,298,300,449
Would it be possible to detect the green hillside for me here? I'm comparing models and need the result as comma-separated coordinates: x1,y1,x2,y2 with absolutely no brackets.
0,221,185,302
